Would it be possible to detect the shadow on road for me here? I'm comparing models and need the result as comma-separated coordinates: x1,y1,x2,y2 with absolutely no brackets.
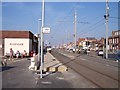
0,66,15,72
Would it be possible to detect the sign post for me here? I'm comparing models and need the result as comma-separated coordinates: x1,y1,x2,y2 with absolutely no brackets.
40,0,50,79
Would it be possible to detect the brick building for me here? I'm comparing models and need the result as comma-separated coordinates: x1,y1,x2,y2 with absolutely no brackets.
77,37,97,50
97,38,105,50
0,30,38,56
109,30,120,52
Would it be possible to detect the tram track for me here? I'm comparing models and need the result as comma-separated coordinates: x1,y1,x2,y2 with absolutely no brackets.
58,49,119,68
51,50,119,88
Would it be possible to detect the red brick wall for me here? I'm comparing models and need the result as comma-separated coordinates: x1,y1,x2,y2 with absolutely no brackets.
0,30,33,39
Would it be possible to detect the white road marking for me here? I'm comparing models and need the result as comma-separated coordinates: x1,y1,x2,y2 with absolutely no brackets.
41,81,52,85
56,77,64,80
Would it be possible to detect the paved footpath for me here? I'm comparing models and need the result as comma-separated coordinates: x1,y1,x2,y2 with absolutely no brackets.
1,52,99,88
35,52,72,88
1,53,71,88
2,57,38,88
36,52,99,88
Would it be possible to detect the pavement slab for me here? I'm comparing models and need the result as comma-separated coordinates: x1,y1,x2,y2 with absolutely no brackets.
36,72,73,88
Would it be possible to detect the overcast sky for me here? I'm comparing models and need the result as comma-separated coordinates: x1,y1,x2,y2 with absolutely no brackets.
2,2,118,46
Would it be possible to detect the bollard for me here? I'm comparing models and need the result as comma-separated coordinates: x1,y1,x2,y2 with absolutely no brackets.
29,53,38,71
29,56,35,70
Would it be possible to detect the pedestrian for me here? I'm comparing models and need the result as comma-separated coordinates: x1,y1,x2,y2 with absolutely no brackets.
10,48,13,61
87,49,90,55
30,51,33,57
16,50,20,59
33,51,36,57
1,56,7,67
22,50,27,58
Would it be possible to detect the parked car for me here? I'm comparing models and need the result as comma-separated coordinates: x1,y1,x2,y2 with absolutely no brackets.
114,50,120,60
67,47,74,53
47,46,52,53
73,47,79,53
97,50,104,56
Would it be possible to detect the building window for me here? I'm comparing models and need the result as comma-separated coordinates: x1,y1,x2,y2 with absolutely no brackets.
117,45,118,49
109,39,110,43
113,38,114,44
110,39,112,43
115,38,117,43
110,45,112,49
117,38,118,43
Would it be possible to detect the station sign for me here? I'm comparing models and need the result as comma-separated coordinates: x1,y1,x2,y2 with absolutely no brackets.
43,27,50,34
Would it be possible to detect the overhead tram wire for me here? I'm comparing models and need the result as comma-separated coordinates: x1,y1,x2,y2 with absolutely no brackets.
49,3,77,45
77,18,105,36
109,17,120,19
55,4,78,44
79,21,105,37
79,17,105,31
48,2,77,29
57,2,90,27
78,15,104,32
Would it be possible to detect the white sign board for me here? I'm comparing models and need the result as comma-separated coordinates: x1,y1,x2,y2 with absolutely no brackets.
43,27,50,34
4,38,32,56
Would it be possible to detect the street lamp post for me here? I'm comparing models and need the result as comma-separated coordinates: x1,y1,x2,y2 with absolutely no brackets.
38,19,41,70
40,0,45,79
104,0,109,59
74,9,77,53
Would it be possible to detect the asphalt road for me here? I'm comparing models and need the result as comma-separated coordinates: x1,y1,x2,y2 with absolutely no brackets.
51,49,119,88
2,58,37,88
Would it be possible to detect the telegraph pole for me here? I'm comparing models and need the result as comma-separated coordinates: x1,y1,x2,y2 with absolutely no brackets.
40,0,45,78
74,9,77,53
105,0,109,59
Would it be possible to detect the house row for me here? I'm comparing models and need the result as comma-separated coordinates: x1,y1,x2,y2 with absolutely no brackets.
109,30,120,51
66,30,120,52
98,30,120,52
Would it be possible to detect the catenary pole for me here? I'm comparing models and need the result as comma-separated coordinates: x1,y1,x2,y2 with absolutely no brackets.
105,0,109,59
38,19,41,70
74,9,77,53
40,0,45,79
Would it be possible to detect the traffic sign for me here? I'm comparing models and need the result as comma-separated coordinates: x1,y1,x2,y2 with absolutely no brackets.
43,27,50,34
